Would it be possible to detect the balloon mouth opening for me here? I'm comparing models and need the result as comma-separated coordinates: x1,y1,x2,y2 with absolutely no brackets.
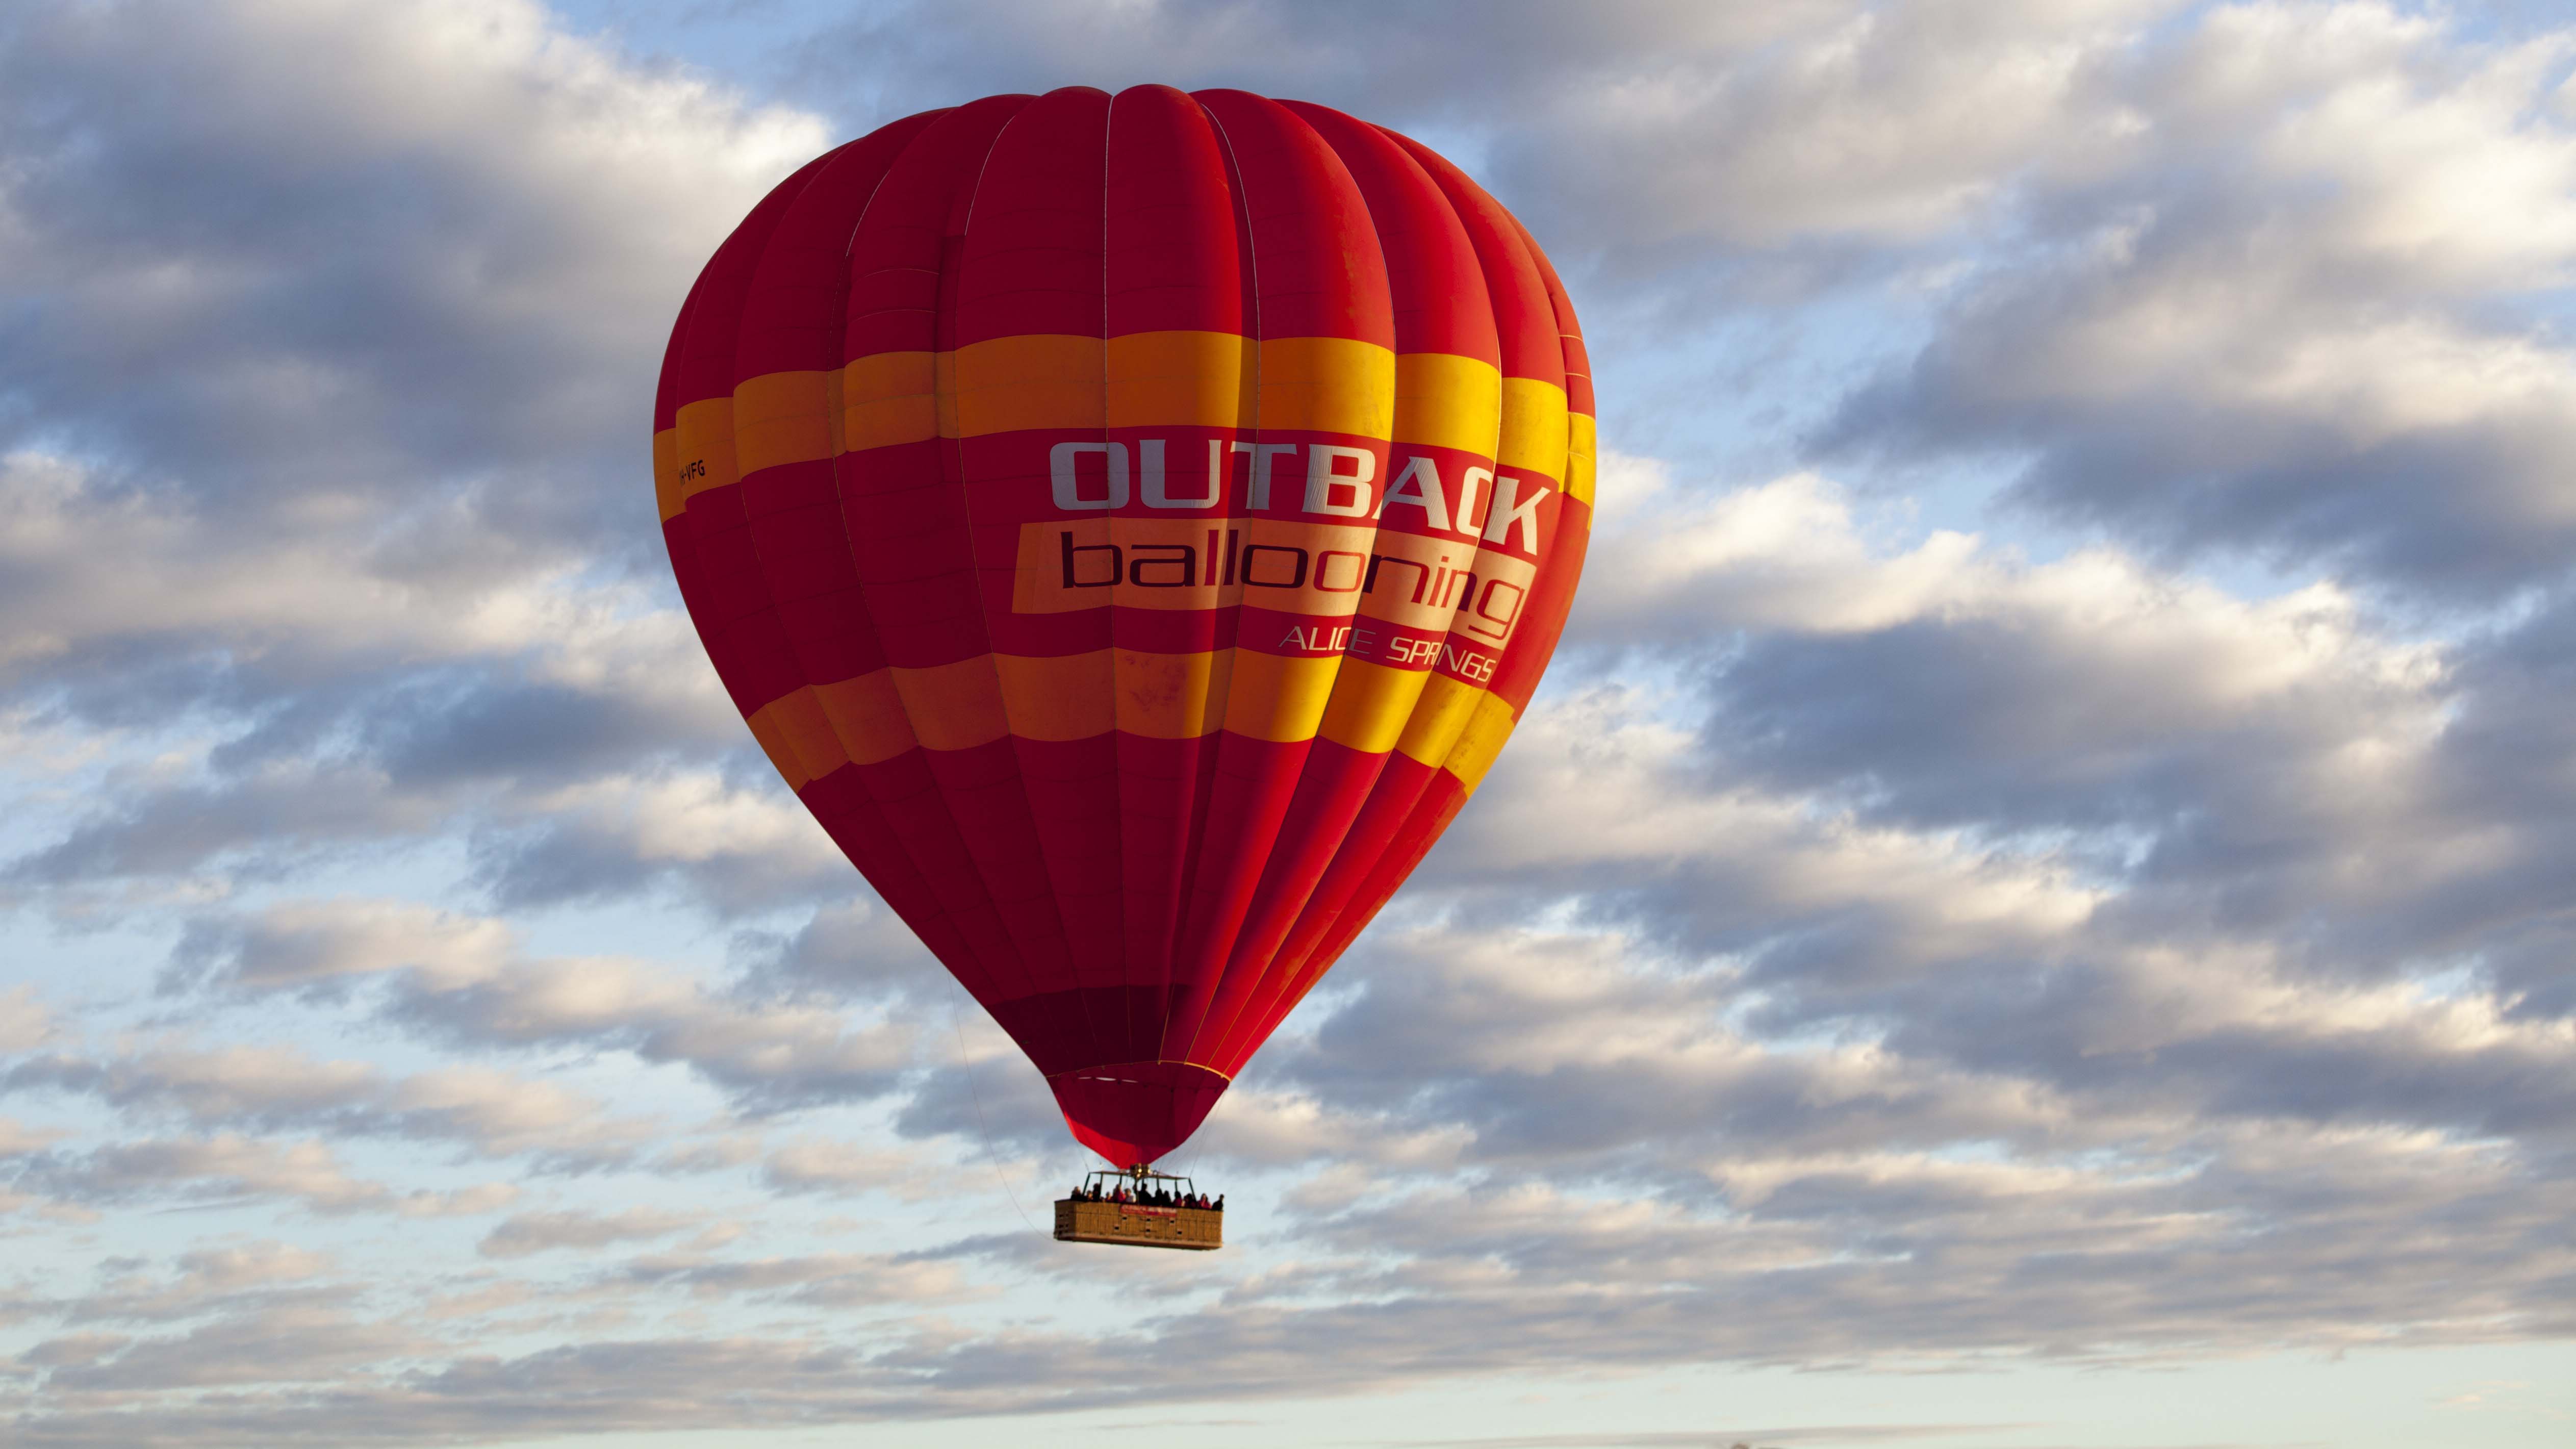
1049,1060,1230,1167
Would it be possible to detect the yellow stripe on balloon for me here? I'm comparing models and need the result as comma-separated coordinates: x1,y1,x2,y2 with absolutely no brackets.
839,350,940,452
954,334,1108,435
653,427,684,521
1497,377,1570,480
1565,412,1597,506
775,686,854,780
1108,331,1254,428
1392,352,1502,454
890,656,1012,751
1316,656,1435,754
745,648,1544,764
995,651,1118,740
1393,672,1485,767
816,335,1568,456
1441,690,1520,794
732,369,835,476
673,396,738,507
1255,336,1396,438
813,671,920,765
1219,649,1343,743
744,699,812,791
1114,648,1235,739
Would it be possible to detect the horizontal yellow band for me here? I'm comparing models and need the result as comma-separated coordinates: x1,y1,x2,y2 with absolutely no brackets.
1220,648,1344,743
733,369,835,477
1317,655,1435,754
822,333,1558,454
653,427,683,522
1394,352,1502,455
995,651,1116,741
891,655,1010,753
1256,335,1395,439
840,350,941,453
745,698,811,791
698,337,1567,520
814,672,919,766
742,642,1466,778
1115,647,1234,740
1497,376,1569,481
1565,412,1597,507
673,396,737,510
1395,671,1486,768
771,685,854,789
955,334,1104,436
1443,689,1520,794
1108,330,1254,429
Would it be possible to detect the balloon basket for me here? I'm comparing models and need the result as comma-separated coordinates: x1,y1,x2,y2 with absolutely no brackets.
1053,1167,1223,1252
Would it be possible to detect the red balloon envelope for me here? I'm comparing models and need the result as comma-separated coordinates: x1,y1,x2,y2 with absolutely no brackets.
653,87,1593,1167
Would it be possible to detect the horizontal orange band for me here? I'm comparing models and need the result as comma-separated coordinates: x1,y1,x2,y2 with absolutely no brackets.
1257,335,1395,439
892,655,1010,753
954,334,1105,437
738,640,1503,794
1394,352,1502,457
1497,377,1569,482
996,651,1116,741
1395,671,1485,768
673,396,737,512
1443,689,1520,794
822,333,1558,454
1114,648,1233,739
652,427,683,522
839,350,943,454
1221,648,1344,743
687,343,1585,527
815,672,920,765
733,369,836,478
1108,330,1255,429
1317,655,1435,754
1565,412,1597,507
744,698,810,790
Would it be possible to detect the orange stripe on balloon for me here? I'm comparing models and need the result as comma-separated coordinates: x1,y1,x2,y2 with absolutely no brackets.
672,396,737,510
812,671,920,764
652,427,684,522
1316,656,1433,754
732,369,835,476
1566,411,1597,507
993,651,1117,740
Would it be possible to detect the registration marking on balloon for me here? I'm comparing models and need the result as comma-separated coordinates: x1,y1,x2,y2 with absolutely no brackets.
654,87,1594,1180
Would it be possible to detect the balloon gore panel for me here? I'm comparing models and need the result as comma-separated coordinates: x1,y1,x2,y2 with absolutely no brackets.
653,86,1594,1167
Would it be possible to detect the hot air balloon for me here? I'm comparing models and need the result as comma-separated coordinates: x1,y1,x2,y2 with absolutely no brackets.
651,88,1593,1235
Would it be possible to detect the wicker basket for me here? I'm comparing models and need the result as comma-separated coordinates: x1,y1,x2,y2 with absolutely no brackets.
1054,1198,1223,1251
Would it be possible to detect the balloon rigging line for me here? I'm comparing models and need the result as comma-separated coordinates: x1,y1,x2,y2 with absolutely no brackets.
951,995,1040,1233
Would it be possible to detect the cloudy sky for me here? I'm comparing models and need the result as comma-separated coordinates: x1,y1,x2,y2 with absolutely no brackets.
5,1,2574,1445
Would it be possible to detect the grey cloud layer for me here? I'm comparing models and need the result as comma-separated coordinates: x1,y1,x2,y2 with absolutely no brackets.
5,0,2575,1445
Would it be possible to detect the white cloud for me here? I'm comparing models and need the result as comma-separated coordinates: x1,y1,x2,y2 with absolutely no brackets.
480,1207,699,1258
5,0,2575,1443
